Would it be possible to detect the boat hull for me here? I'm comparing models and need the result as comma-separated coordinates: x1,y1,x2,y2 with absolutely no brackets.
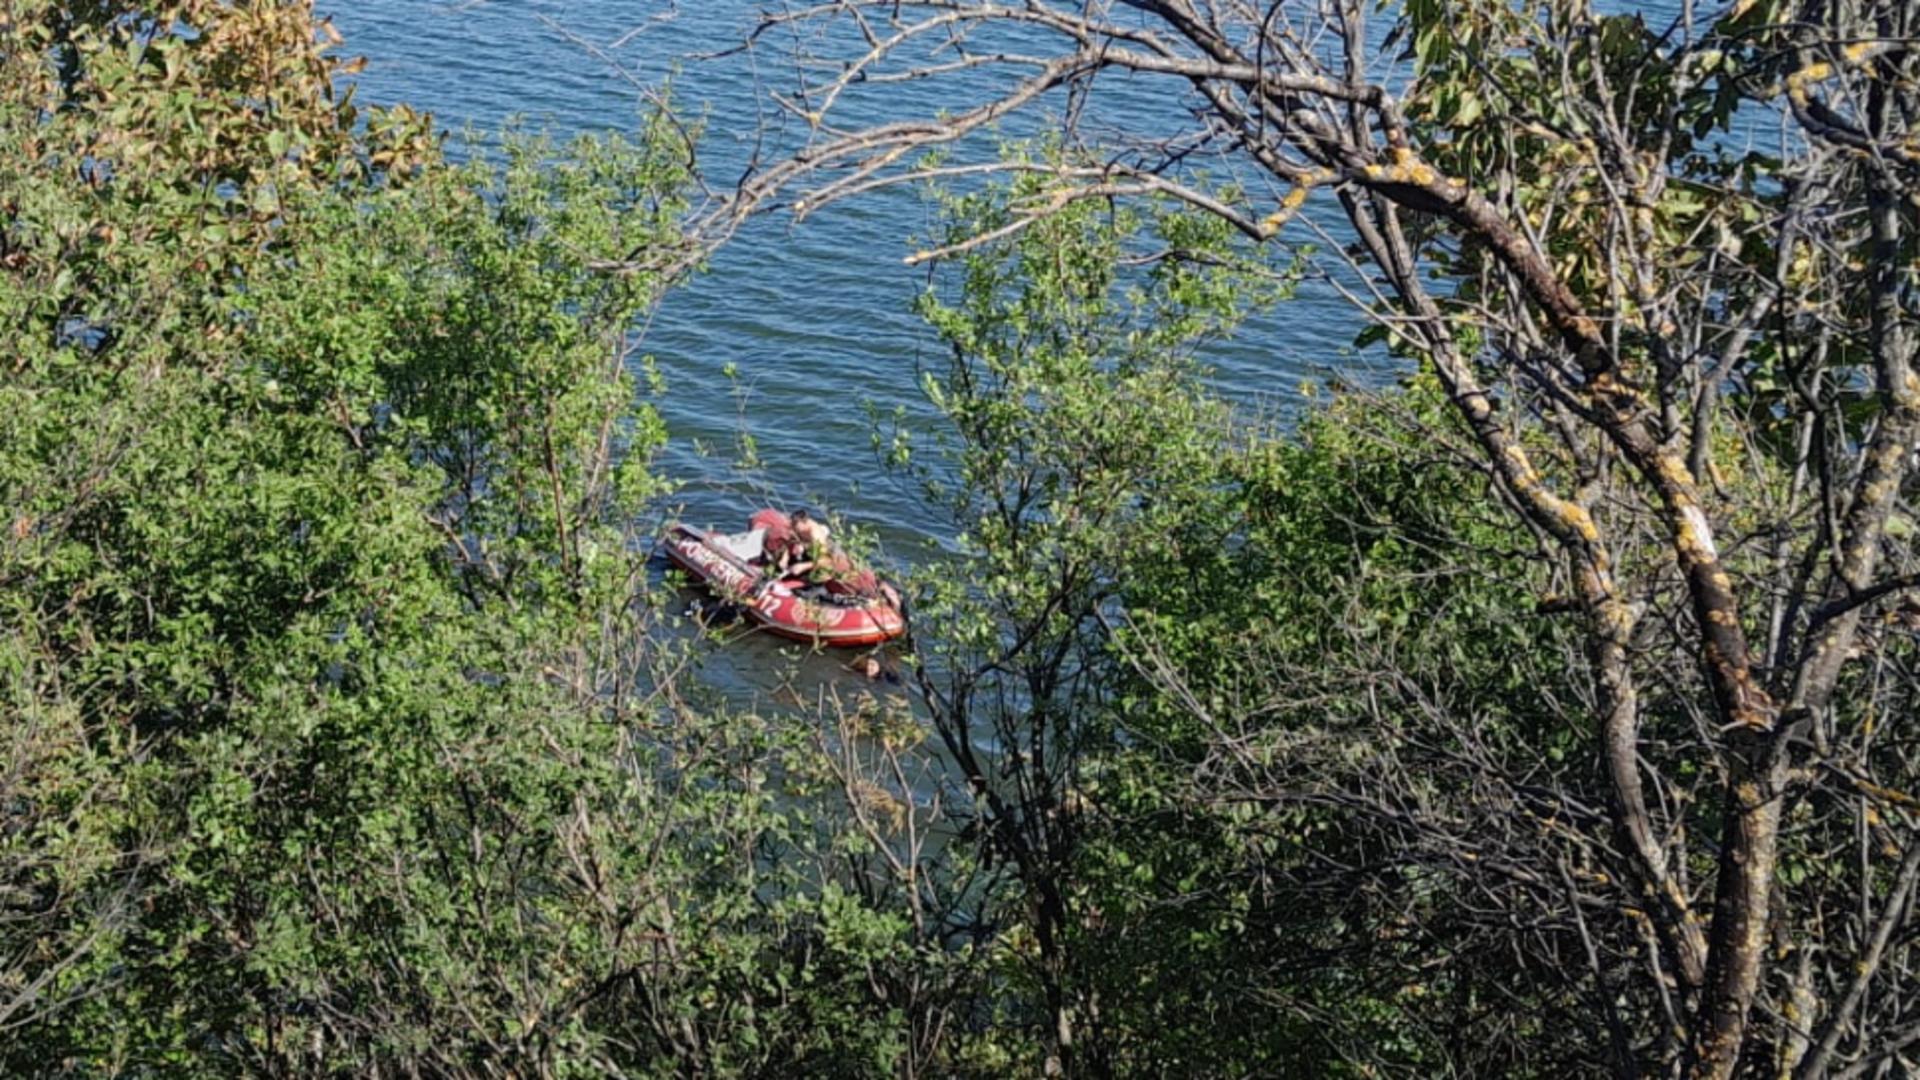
661,522,905,648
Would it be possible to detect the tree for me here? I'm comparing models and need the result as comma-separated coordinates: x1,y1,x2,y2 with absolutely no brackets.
704,1,1920,1074
898,174,1300,1075
0,4,933,1074
899,159,1620,1077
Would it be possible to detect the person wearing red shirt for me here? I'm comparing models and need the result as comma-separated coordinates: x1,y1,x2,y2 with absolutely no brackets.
748,507,795,564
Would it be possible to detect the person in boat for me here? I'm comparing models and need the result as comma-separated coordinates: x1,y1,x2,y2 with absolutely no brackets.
793,513,900,604
783,509,828,578
750,507,901,608
746,507,811,577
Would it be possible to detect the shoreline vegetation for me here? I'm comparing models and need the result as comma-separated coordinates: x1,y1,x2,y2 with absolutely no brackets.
5,2,1919,1077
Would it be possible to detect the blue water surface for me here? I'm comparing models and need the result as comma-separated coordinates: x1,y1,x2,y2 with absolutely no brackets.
327,1,1388,550
324,0,1712,705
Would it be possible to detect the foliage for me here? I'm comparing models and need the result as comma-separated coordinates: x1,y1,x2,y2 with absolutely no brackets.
896,167,1475,1073
905,174,1261,1072
12,1,1920,1076
899,167,1634,1073
0,4,928,1075
746,0,1920,1074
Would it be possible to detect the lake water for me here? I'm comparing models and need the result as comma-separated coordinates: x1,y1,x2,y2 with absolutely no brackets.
325,0,1691,698
322,0,1387,698
327,1,1376,533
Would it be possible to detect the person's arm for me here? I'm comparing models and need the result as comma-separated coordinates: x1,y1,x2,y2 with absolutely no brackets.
780,542,814,578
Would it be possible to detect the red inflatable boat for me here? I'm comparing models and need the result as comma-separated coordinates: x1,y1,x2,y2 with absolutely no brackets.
661,516,906,648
